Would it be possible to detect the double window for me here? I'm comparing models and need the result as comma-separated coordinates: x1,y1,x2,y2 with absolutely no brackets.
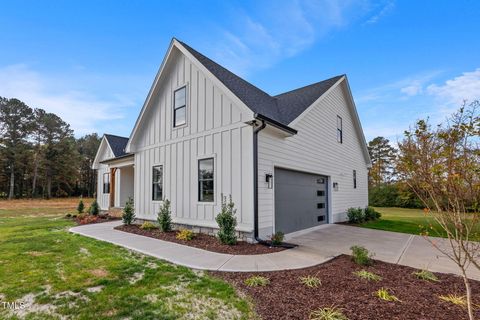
198,158,214,202
337,115,343,143
152,165,163,201
174,86,187,127
103,173,110,194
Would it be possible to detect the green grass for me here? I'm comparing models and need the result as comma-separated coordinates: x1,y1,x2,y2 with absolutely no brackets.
0,202,253,320
357,207,480,240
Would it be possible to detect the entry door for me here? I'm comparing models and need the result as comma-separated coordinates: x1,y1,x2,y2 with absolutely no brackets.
274,168,328,234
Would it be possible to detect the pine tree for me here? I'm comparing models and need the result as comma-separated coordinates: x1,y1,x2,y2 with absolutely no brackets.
367,136,397,186
216,195,237,245
77,199,85,213
89,199,99,216
122,197,135,225
157,199,172,232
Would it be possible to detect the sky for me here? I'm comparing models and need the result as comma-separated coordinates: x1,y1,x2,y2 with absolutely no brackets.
0,0,479,142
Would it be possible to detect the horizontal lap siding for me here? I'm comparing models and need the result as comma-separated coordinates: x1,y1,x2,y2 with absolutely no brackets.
257,83,368,237
132,48,254,232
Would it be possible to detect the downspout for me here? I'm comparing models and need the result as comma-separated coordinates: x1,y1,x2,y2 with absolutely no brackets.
253,120,267,243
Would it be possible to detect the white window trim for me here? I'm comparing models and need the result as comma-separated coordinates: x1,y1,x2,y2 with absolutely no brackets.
196,154,217,205
172,83,189,129
151,163,165,203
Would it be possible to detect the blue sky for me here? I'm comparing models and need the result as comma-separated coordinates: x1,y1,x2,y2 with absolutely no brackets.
1,0,479,142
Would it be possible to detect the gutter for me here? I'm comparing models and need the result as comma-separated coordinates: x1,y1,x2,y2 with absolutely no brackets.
254,113,298,135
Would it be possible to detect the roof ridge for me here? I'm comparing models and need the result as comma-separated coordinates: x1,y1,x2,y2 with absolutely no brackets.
104,133,129,139
274,75,344,98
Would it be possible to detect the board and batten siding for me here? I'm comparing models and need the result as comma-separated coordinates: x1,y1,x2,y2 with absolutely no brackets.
130,48,254,232
257,81,369,237
95,142,120,210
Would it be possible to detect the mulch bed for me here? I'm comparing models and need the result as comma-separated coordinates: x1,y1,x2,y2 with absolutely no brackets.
212,255,480,320
73,213,120,225
115,224,286,255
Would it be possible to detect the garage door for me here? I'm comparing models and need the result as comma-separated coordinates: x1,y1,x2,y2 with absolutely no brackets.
274,168,328,234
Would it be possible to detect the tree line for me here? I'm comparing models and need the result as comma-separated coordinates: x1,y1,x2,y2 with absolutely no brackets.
0,97,101,199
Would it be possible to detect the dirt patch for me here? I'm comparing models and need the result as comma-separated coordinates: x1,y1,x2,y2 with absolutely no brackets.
74,213,120,225
86,285,104,293
115,224,286,255
89,268,109,278
129,271,144,284
212,255,480,320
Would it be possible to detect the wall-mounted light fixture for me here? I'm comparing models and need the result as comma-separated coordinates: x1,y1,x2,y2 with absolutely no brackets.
265,173,273,189
333,182,339,191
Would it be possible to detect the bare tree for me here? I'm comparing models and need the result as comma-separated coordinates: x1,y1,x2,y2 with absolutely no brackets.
397,101,480,320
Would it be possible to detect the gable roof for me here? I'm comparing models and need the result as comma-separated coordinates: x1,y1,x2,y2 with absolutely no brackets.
177,40,342,126
104,134,129,158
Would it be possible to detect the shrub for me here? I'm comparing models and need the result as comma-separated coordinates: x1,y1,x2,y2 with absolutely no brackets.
79,215,99,225
364,207,381,221
122,197,135,225
140,221,156,230
65,213,72,218
300,275,321,288
309,306,348,320
350,245,373,266
376,288,400,302
176,229,195,241
353,270,382,281
270,231,284,246
244,275,269,287
77,199,85,214
413,269,439,282
157,199,172,232
438,294,467,307
347,207,364,223
216,195,237,245
89,199,99,216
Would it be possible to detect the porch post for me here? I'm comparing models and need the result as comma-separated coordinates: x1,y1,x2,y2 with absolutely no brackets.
109,168,116,208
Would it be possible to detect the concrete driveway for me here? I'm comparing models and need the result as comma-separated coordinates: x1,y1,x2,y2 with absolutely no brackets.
289,224,480,280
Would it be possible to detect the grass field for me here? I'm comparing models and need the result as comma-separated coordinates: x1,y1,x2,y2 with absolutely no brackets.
360,207,480,240
0,198,252,320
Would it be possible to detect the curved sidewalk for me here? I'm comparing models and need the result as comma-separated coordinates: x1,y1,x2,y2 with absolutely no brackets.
69,221,334,272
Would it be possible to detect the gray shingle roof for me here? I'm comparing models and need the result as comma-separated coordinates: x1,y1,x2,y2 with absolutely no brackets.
178,40,343,126
104,134,129,158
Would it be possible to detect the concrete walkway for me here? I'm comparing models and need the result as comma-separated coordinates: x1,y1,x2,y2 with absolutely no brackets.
70,221,480,279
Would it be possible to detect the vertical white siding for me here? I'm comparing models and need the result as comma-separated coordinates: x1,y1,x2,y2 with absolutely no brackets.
257,82,369,237
95,142,116,211
131,48,254,232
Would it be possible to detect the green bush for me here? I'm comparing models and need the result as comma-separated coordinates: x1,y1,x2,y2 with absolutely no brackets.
350,245,373,266
369,183,423,208
77,199,85,214
216,195,237,245
347,207,364,223
176,229,195,241
157,199,172,232
413,269,439,282
140,221,156,230
270,231,284,246
364,207,381,220
299,275,321,288
88,199,99,216
122,197,135,225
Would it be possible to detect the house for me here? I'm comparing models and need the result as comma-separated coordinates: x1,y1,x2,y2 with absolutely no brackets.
92,38,371,241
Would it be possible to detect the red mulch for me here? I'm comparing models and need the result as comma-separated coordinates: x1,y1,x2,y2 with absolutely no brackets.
115,224,286,255
73,213,120,225
212,255,480,320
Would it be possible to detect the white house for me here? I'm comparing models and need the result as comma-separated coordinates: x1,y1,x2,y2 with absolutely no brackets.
92,38,371,241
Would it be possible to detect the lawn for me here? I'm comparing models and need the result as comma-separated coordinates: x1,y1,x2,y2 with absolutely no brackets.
0,198,253,320
359,207,480,240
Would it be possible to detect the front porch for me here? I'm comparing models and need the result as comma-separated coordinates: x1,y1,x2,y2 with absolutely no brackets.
102,155,135,210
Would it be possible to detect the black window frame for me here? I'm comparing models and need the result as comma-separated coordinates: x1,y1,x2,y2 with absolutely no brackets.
337,115,343,143
353,170,357,189
152,165,163,201
198,158,214,202
173,86,187,127
103,173,110,194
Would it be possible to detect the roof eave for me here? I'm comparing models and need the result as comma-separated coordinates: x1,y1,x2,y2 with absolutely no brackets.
254,113,297,135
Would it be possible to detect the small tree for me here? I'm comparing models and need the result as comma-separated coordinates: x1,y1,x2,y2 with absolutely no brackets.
77,198,85,214
397,101,480,320
216,195,237,245
157,199,172,232
122,197,135,225
89,199,99,216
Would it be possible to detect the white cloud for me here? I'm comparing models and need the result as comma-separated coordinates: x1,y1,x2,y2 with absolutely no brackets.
202,0,372,76
364,0,395,25
0,64,139,136
427,68,480,105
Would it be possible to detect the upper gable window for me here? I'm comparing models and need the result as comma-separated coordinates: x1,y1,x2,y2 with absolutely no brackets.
173,86,187,127
337,116,343,143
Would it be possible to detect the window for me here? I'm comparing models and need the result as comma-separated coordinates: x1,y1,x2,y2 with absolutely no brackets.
103,173,110,194
173,86,187,127
152,165,163,201
337,116,343,143
198,158,214,202
353,170,357,189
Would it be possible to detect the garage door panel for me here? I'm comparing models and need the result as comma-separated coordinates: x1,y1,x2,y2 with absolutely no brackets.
274,168,328,234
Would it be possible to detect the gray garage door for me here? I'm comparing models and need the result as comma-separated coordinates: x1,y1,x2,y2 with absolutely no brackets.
274,168,328,234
